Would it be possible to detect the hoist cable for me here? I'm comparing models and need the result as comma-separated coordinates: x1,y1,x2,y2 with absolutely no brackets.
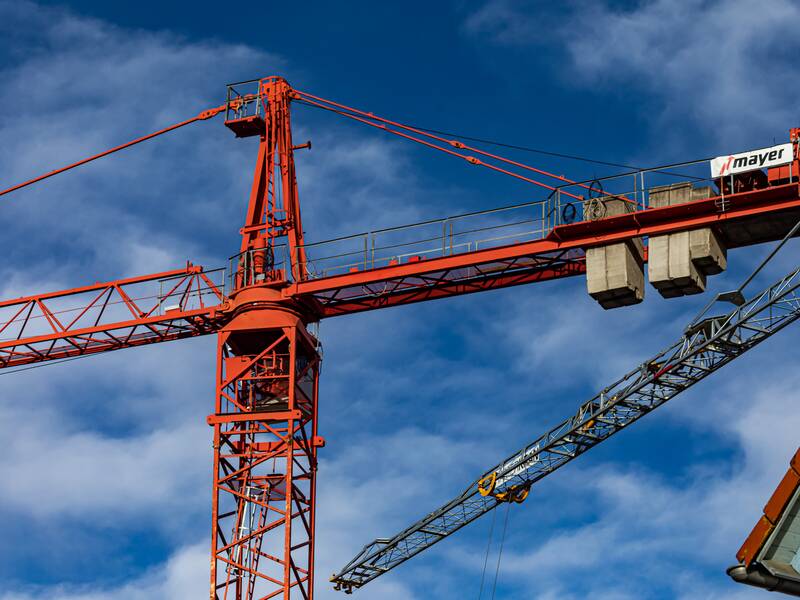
737,217,800,294
490,501,512,600
0,352,98,375
687,216,800,330
477,503,499,600
0,105,226,199
399,125,707,182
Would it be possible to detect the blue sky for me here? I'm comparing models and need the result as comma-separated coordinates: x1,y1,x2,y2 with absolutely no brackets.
0,1,799,598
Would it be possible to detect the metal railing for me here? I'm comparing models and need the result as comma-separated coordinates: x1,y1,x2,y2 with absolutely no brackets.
295,158,718,280
225,78,264,123
228,245,290,292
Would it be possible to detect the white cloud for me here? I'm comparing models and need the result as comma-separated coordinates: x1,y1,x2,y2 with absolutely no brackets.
565,0,800,147
466,0,800,150
299,133,427,240
0,402,209,522
0,0,280,286
463,0,550,45
0,0,266,588
0,541,209,600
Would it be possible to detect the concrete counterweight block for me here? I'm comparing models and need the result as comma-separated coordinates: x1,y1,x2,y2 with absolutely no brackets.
647,182,727,298
690,227,727,276
649,229,705,297
585,196,645,309
688,185,727,275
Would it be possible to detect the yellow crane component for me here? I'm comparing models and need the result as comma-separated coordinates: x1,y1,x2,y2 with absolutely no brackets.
477,472,530,503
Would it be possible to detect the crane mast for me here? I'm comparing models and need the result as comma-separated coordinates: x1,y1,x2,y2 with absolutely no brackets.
331,238,800,592
208,77,322,600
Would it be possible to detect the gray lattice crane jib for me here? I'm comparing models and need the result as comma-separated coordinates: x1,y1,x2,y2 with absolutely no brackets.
331,259,800,592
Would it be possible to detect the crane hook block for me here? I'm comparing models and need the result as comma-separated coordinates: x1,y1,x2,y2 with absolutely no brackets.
477,472,497,497
494,484,530,504
511,486,530,504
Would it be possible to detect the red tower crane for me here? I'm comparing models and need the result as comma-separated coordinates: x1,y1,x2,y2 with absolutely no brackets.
2,75,800,599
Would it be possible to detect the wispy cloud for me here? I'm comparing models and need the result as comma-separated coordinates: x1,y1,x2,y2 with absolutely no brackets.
465,0,800,151
0,541,209,600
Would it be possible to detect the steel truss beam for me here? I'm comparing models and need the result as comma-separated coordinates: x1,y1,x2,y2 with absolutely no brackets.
211,324,322,600
312,250,586,317
331,258,800,591
0,265,223,368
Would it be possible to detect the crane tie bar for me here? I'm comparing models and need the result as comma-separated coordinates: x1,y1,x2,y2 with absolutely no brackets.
0,104,226,199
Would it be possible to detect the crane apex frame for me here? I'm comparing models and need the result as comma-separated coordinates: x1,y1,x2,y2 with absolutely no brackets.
1,74,800,599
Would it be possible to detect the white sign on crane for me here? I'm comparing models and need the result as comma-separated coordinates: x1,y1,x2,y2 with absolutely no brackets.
710,143,794,178
495,443,540,488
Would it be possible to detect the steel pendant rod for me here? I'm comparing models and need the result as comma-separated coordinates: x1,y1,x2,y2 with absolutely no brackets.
294,90,636,206
0,105,226,199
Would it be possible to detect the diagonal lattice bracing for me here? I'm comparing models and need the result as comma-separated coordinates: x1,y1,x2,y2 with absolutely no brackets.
0,265,224,368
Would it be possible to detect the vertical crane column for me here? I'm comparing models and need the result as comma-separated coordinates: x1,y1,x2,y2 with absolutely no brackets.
210,294,322,600
214,76,323,599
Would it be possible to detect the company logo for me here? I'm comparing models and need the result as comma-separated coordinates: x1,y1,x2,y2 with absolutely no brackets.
710,143,793,178
717,155,734,176
495,443,540,488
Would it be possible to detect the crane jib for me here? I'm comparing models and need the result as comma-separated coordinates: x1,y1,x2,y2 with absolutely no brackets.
331,260,800,592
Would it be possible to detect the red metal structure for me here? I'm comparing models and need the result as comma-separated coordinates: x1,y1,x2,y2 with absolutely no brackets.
2,75,800,599
730,446,800,595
